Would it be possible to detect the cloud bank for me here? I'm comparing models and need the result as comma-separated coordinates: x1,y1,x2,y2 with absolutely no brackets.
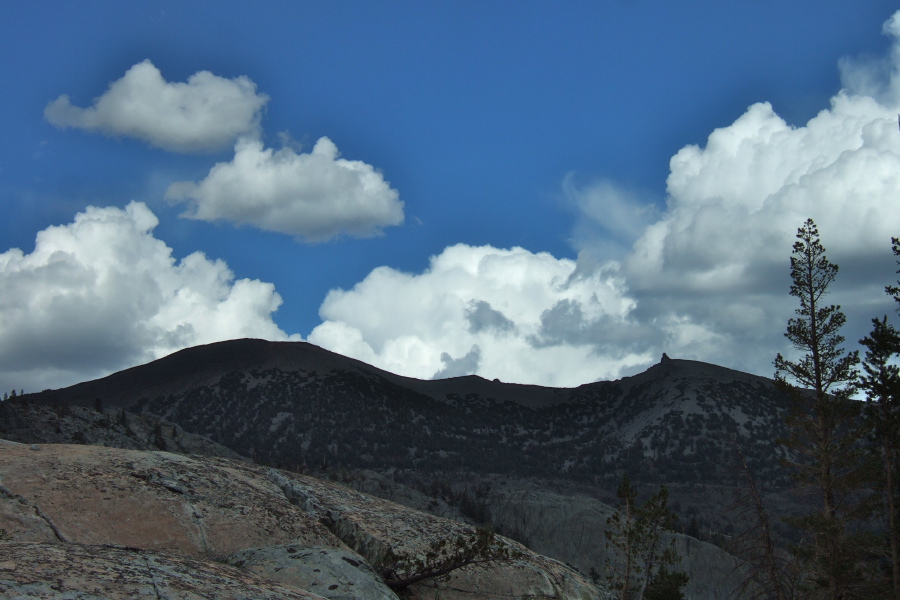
309,10,900,384
0,202,297,392
308,244,648,387
565,175,661,261
45,60,268,152
45,60,404,242
166,136,404,242
611,27,900,376
18,12,900,390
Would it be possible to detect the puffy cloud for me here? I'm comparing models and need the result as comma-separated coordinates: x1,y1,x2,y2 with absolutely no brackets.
44,60,268,152
626,10,900,294
625,99,898,296
466,301,517,335
837,12,900,106
166,137,404,242
0,202,297,392
601,10,900,376
565,176,661,261
45,61,402,242
308,244,650,386
310,11,900,385
434,345,482,379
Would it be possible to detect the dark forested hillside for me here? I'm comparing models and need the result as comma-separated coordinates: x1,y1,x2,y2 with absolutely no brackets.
21,339,794,489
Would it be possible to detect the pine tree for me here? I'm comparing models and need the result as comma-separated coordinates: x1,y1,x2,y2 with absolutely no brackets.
728,445,800,600
607,475,641,600
859,317,900,599
774,218,869,599
875,234,900,597
886,237,900,308
605,474,688,600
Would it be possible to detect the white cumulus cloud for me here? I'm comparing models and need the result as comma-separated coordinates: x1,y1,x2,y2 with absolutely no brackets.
565,175,661,261
166,136,404,242
310,10,900,385
601,10,900,377
44,60,268,152
0,202,297,392
308,244,650,387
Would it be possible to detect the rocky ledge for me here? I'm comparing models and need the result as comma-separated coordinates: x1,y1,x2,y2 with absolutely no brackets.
0,441,602,599
0,542,324,600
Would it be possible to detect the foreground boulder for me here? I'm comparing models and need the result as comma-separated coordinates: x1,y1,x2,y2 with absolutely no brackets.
227,545,397,600
0,441,334,555
0,441,602,599
0,542,324,600
264,469,599,600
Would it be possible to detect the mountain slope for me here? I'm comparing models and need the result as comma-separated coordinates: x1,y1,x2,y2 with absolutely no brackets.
24,339,794,487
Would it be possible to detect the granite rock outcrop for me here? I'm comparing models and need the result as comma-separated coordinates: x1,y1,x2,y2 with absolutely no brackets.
0,440,603,599
0,542,325,600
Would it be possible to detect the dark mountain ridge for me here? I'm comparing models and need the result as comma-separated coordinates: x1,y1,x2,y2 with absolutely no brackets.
29,338,775,409
31,338,573,409
30,338,391,407
22,338,793,489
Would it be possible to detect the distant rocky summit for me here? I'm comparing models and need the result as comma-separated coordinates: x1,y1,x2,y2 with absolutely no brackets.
0,441,601,599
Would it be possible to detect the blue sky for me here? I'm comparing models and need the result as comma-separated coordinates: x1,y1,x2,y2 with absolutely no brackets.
3,1,900,392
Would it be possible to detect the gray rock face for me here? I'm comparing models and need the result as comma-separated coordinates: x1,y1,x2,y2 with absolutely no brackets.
0,542,325,600
0,441,336,556
473,480,747,600
0,441,604,600
327,471,748,600
227,545,399,600
272,469,603,600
